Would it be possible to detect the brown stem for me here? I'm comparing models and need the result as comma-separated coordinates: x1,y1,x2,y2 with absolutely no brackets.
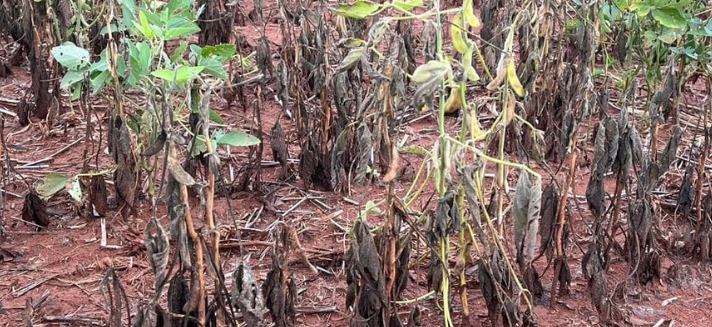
551,149,577,310
202,93,220,305
695,83,711,237
181,183,205,325
604,176,624,272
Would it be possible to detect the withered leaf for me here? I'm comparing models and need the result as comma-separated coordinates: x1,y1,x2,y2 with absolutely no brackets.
406,306,421,327
232,263,267,326
144,216,170,290
22,191,49,230
141,130,167,157
513,169,541,266
657,125,681,179
101,268,128,327
167,273,188,326
270,120,289,166
393,234,411,300
354,122,374,184
539,182,559,257
88,175,108,217
168,144,196,186
256,36,274,77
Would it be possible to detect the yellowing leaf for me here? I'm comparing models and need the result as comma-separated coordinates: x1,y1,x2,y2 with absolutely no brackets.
382,145,400,182
468,104,486,140
463,45,479,82
443,86,461,113
411,60,451,84
332,0,381,19
504,89,515,125
463,0,480,27
393,0,422,11
506,60,525,97
486,61,507,91
451,13,468,54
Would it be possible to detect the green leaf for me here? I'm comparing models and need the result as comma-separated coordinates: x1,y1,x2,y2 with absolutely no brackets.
117,0,136,12
165,0,192,14
51,42,91,70
191,135,209,157
216,130,261,147
134,9,155,38
128,41,152,85
629,2,653,17
152,65,204,84
68,178,82,203
657,27,679,44
209,109,224,124
60,70,86,89
652,7,687,29
90,70,111,93
336,47,364,73
400,145,430,155
201,44,236,59
392,0,422,11
100,23,127,35
332,0,381,19
199,57,228,79
164,16,201,40
37,173,70,199
170,41,189,63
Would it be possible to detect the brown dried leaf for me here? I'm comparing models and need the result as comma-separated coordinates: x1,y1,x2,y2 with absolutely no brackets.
168,144,196,186
539,182,559,257
101,268,129,327
144,216,170,290
140,130,166,157
22,191,49,229
88,175,108,217
513,169,541,266
382,145,399,183
167,273,188,326
232,263,267,326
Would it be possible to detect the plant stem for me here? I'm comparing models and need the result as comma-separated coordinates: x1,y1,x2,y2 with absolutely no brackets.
180,181,205,325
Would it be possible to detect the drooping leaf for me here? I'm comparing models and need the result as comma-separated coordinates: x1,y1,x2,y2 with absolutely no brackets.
141,130,167,157
513,169,541,265
144,216,170,290
199,57,228,79
152,65,204,84
651,7,687,29
200,44,236,59
463,0,480,27
167,145,196,186
411,60,451,84
22,191,50,229
332,0,381,18
52,42,91,70
463,45,479,82
232,263,267,326
337,47,364,73
216,130,261,147
451,12,468,54
37,173,70,199
392,0,422,11
68,178,82,203
506,60,525,97
164,16,201,39
60,70,86,90
411,60,451,106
